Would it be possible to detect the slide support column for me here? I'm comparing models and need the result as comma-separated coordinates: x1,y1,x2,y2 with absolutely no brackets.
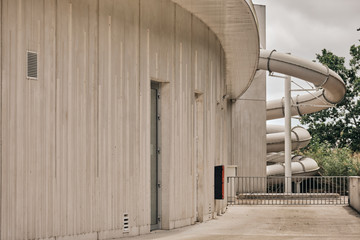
284,75,292,194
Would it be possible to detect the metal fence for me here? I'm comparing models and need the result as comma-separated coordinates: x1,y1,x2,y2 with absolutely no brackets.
227,176,349,205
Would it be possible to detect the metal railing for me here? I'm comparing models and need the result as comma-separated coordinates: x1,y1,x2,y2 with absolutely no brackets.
227,176,349,205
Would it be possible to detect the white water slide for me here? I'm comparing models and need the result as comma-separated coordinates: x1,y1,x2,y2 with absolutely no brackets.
258,49,346,176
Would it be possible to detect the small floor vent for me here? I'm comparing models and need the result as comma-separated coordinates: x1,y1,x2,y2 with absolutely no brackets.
208,203,212,220
27,51,38,80
123,213,129,233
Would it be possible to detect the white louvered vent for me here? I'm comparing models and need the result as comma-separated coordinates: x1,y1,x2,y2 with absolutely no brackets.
123,213,129,233
27,51,38,80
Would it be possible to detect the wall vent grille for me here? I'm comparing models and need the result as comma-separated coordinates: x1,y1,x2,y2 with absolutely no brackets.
27,51,38,80
208,203,212,220
123,213,129,233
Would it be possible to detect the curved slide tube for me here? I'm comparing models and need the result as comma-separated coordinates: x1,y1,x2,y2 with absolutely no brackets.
258,49,346,176
267,156,320,176
266,125,318,175
259,49,346,120
267,125,311,153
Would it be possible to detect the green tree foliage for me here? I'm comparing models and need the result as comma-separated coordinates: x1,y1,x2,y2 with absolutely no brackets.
300,43,360,152
298,139,360,176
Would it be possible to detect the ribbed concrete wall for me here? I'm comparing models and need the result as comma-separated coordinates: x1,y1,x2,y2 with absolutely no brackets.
0,0,230,239
232,5,266,178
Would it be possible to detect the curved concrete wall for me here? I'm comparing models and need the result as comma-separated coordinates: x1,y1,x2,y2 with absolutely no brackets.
0,0,259,239
172,0,260,99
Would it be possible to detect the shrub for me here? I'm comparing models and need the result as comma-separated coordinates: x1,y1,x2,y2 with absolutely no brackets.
298,140,360,176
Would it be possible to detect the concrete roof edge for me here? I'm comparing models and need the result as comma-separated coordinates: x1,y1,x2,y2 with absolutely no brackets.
171,0,260,99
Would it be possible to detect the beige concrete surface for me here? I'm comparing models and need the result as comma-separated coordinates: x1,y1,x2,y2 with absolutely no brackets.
125,206,360,240
1,1,230,238
350,177,360,213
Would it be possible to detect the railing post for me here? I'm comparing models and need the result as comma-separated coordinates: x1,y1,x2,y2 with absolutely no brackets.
296,180,301,193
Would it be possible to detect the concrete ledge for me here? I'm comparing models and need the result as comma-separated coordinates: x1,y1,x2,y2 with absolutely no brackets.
39,225,149,240
349,176,360,213
57,233,98,240
170,217,195,230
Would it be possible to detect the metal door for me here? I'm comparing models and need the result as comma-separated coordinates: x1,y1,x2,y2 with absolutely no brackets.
150,83,160,230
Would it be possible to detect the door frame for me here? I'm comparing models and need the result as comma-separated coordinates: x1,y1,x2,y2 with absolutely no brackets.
150,82,161,230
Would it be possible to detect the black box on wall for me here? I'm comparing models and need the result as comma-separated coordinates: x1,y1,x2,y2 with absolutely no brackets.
214,165,224,199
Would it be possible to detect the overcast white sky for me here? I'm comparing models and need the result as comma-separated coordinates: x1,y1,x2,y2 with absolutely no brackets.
253,0,360,125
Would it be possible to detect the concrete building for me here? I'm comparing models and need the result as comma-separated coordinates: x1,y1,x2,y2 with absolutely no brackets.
0,0,265,239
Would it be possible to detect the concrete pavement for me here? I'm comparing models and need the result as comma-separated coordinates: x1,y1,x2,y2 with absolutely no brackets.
124,206,360,240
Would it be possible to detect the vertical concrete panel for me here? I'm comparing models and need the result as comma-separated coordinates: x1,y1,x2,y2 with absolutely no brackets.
192,17,208,94
206,31,218,220
173,5,193,228
1,1,10,238
56,0,98,236
215,47,228,214
139,0,151,232
232,101,266,178
43,1,56,236
98,0,114,232
191,17,208,223
1,0,56,239
98,0,140,236
141,0,174,83
125,1,141,233
222,48,229,213
193,94,204,221
232,4,267,180
56,0,70,235
0,0,2,236
140,0,175,230
54,2,69,235
139,0,156,232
